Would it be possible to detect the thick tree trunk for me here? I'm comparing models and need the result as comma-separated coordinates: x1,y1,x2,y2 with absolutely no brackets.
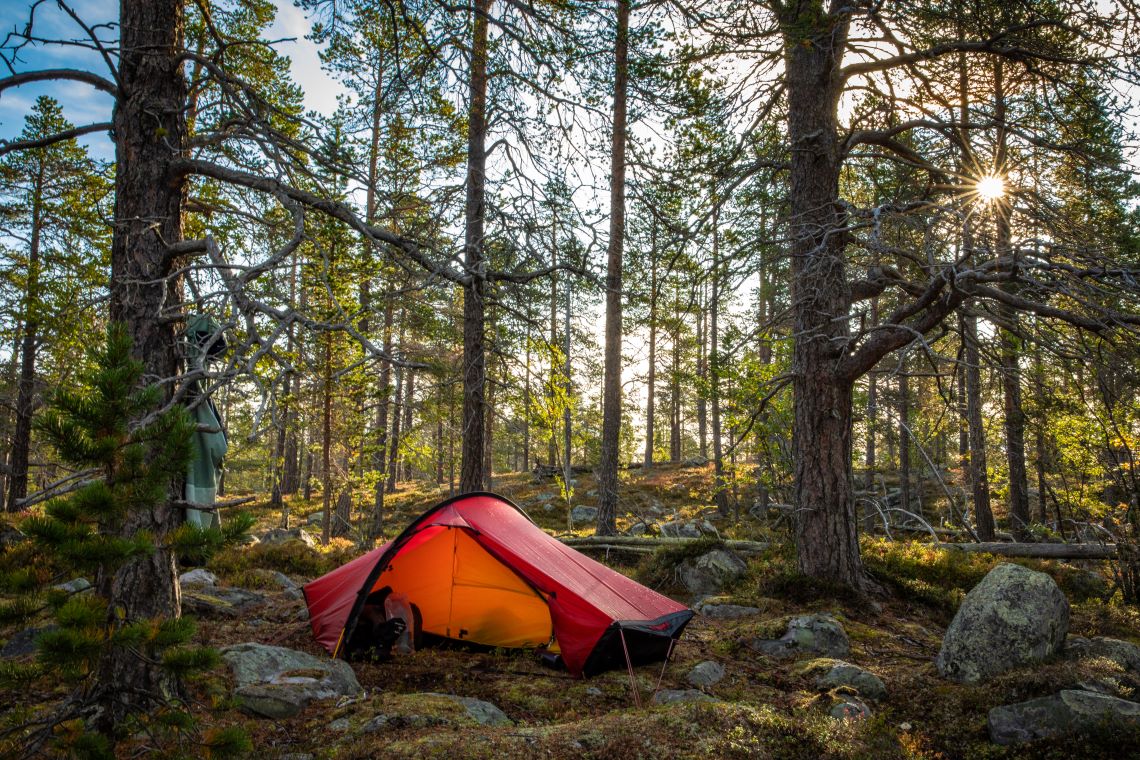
596,0,630,537
95,0,187,730
783,6,866,588
460,0,492,493
644,225,657,469
6,159,42,513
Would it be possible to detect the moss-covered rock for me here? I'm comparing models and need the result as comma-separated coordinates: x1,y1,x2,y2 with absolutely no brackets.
796,658,887,701
936,563,1068,684
988,689,1140,744
751,613,850,659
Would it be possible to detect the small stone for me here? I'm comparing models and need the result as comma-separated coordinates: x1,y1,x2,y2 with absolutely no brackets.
752,613,850,659
328,718,350,731
627,521,651,535
424,693,511,726
829,698,871,721
652,689,715,705
899,722,912,731
585,686,603,697
570,505,598,523
542,503,555,513
179,568,219,587
686,660,726,687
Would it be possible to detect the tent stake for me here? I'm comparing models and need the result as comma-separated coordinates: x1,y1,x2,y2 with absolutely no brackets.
650,637,677,701
618,627,642,708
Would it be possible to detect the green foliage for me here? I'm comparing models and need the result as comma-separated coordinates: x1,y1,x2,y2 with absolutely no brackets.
0,326,248,755
201,726,254,758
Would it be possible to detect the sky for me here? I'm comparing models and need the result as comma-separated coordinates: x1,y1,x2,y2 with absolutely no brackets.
0,0,343,157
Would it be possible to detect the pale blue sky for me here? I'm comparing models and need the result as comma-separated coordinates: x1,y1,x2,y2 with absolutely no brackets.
0,0,341,160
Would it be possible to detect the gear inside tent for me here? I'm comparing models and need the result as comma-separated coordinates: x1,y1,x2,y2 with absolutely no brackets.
302,492,693,677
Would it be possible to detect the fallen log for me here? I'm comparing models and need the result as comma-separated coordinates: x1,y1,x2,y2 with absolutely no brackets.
559,536,771,554
935,542,1118,560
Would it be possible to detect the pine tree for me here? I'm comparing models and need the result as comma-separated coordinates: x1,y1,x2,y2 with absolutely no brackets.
0,326,251,758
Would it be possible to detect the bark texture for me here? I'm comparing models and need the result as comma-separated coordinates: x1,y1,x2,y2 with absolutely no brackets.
459,0,492,493
782,5,866,588
596,0,630,536
97,0,187,729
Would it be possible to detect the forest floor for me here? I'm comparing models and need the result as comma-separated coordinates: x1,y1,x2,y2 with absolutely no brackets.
4,463,1140,759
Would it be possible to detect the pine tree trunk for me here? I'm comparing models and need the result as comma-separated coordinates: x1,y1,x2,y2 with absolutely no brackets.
460,0,492,493
523,333,531,471
549,215,559,468
783,6,866,588
710,211,728,516
484,354,495,490
864,300,879,491
402,368,415,480
670,294,681,463
993,60,1029,539
697,282,708,460
371,299,394,536
6,158,43,512
563,278,573,484
596,0,630,537
898,368,911,514
644,226,657,470
95,0,187,730
321,333,334,545
387,328,405,494
964,313,995,540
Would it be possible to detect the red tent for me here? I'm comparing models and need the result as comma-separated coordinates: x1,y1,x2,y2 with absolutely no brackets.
303,492,692,677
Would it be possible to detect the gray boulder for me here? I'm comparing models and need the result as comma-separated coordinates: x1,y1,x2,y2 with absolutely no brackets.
222,642,362,719
937,563,1069,684
627,521,651,536
752,614,850,659
686,660,726,688
988,689,1140,745
678,548,748,596
1066,636,1140,671
660,520,702,538
696,600,762,619
800,658,887,701
0,524,26,548
2,626,54,658
259,527,317,547
52,578,92,595
570,505,597,523
253,569,303,600
179,568,219,587
183,586,267,618
652,689,715,705
424,693,511,726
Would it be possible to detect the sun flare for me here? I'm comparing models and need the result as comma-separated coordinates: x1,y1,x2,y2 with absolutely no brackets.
976,174,1006,201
